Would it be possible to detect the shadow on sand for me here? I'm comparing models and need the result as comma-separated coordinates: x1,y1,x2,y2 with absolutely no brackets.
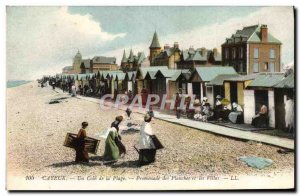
48,156,105,168
110,160,140,168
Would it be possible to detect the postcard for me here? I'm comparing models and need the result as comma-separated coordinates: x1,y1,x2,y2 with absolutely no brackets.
6,6,295,190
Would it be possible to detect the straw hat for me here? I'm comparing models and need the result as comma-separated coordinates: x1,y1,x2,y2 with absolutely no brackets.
221,98,230,105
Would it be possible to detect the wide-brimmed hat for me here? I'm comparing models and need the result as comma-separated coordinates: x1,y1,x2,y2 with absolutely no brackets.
202,97,208,102
221,98,230,105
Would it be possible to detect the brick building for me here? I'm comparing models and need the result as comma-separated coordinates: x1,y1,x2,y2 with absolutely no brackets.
152,42,181,69
222,24,281,74
80,56,119,74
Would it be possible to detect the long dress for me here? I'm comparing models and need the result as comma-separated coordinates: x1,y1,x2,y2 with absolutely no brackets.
111,121,126,155
75,128,89,163
228,104,243,124
139,122,156,165
252,105,268,128
103,129,120,161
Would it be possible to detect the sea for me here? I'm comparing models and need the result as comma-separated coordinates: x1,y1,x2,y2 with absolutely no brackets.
7,80,32,88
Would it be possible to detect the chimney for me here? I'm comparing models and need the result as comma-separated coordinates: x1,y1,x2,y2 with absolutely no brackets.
260,24,268,42
174,42,179,49
164,44,170,50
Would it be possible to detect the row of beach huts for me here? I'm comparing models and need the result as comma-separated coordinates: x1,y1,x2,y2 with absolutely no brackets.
46,65,294,130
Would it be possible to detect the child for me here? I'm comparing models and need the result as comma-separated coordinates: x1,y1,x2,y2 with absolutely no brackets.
75,122,89,163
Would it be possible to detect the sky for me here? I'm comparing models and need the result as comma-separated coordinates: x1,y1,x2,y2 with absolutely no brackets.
6,6,294,80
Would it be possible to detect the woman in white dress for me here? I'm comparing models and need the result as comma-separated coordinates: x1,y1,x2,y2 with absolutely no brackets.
138,113,156,166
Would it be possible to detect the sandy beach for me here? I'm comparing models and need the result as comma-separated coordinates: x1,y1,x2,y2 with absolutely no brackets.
6,82,295,190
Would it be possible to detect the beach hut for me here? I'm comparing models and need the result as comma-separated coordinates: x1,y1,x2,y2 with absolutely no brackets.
206,74,239,106
152,69,179,99
189,66,237,101
273,73,294,129
124,71,137,95
244,72,286,128
135,66,168,95
222,74,258,108
114,72,126,93
168,70,192,97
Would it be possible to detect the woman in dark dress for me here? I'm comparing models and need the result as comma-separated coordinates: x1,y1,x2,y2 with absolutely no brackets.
111,116,126,156
75,122,89,163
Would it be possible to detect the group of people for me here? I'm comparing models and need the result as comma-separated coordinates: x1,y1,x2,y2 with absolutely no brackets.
192,95,244,124
74,112,161,166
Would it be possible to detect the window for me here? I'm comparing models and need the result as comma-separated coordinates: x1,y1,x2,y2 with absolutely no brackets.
225,48,229,59
269,62,275,72
240,47,243,58
232,48,236,59
254,48,259,59
239,62,244,73
253,62,259,73
269,49,275,59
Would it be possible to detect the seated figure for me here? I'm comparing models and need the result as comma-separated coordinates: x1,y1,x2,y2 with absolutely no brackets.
251,105,269,128
228,102,243,124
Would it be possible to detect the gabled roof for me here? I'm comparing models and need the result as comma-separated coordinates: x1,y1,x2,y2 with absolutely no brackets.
169,70,191,81
206,74,239,86
155,69,179,78
145,71,158,80
149,31,161,48
137,66,168,79
248,73,286,88
115,72,126,81
81,59,91,69
248,27,281,44
224,24,281,45
274,74,294,89
224,73,259,82
101,70,123,79
92,56,116,64
154,47,180,60
193,66,237,82
125,71,136,81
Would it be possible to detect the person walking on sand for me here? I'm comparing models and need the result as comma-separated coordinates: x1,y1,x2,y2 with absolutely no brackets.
111,115,126,156
137,113,159,166
103,127,120,163
75,122,89,163
71,83,76,97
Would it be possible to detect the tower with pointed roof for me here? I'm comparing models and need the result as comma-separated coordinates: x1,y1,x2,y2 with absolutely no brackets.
120,49,128,71
149,31,162,66
73,50,82,74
